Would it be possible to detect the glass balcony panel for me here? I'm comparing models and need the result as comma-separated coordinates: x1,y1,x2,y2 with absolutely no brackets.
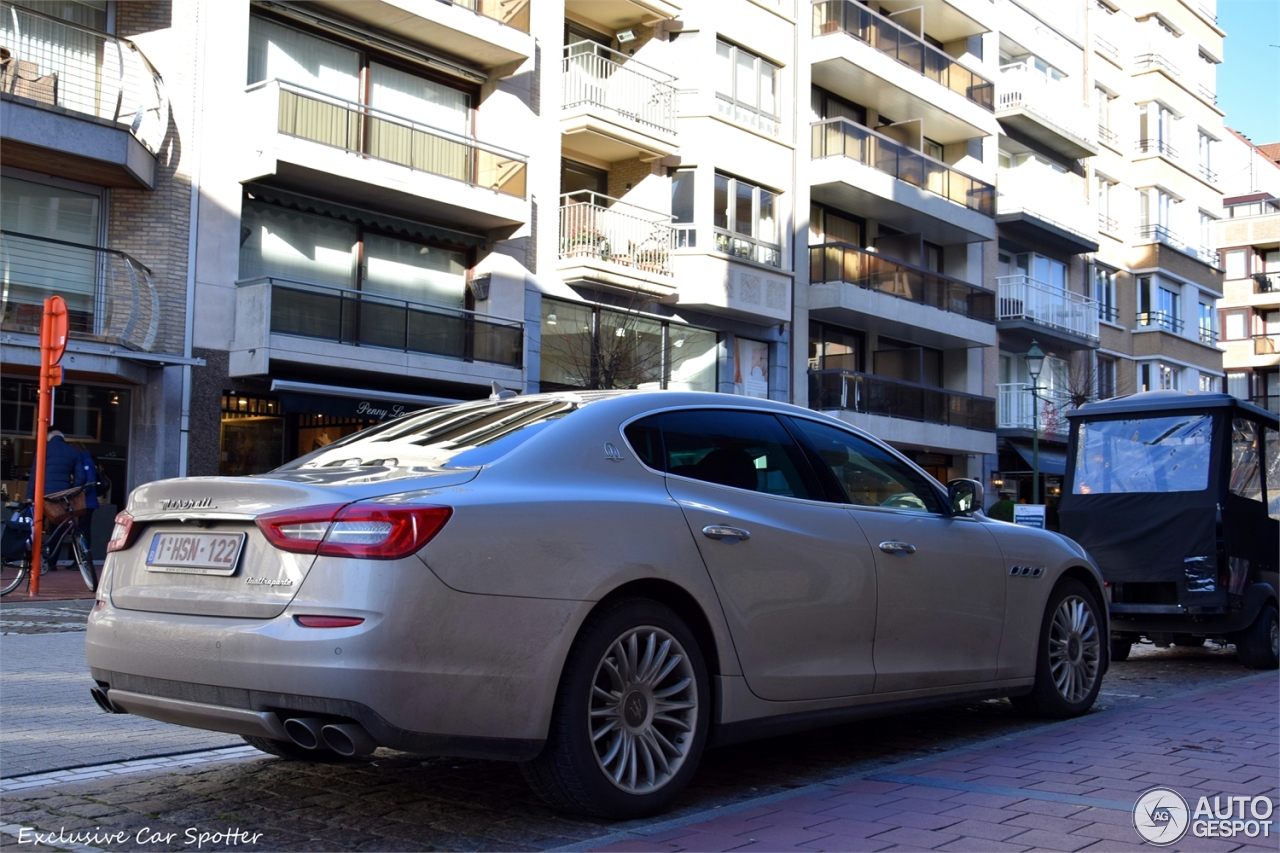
810,369,996,431
810,242,996,322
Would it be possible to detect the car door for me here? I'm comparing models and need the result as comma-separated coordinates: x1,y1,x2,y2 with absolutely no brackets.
785,416,1006,694
630,408,879,702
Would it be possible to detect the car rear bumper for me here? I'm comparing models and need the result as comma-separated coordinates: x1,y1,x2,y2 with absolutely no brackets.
86,556,588,751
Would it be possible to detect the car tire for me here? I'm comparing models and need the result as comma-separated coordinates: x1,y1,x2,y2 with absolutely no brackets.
1236,604,1279,670
240,735,347,762
1110,636,1133,662
521,597,710,819
1012,579,1104,719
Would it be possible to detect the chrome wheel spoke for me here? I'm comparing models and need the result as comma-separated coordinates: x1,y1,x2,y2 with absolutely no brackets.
589,624,698,796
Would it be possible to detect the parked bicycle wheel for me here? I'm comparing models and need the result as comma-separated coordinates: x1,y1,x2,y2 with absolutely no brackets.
1,557,29,596
72,530,97,591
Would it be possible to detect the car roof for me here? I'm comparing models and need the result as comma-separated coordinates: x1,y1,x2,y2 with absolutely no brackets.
1066,391,1278,424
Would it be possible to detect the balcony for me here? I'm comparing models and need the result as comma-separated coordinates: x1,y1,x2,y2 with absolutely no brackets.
308,0,530,70
229,277,523,385
1136,310,1184,335
811,369,996,453
1255,334,1279,357
996,275,1100,350
811,118,995,244
1133,52,1180,78
243,80,527,232
564,0,682,31
808,242,996,350
996,170,1099,255
561,43,677,162
1254,273,1279,294
0,2,166,188
811,0,996,145
557,191,676,299
0,230,160,352
997,383,1069,437
995,65,1098,159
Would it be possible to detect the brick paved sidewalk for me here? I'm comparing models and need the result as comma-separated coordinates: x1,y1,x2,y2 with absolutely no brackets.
0,565,97,602
588,674,1278,853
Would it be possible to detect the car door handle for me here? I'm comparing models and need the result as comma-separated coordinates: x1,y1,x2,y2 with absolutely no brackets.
878,541,917,554
702,525,750,542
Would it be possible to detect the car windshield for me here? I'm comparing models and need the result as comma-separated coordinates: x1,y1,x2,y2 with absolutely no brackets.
1072,414,1214,494
276,399,579,471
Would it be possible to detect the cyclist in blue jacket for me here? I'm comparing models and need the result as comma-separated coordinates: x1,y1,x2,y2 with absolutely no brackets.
76,448,99,549
26,430,85,500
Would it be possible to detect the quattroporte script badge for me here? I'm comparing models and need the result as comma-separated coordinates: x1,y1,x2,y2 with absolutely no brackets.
245,577,293,587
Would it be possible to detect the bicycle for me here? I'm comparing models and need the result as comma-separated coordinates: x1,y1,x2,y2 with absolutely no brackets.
1,487,97,596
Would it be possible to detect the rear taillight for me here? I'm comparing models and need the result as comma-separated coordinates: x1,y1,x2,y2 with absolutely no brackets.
256,503,452,560
106,511,140,553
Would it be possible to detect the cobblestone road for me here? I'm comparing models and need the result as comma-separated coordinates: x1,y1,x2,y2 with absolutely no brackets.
0,619,1274,853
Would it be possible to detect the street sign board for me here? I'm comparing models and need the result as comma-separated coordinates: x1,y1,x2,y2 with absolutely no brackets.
1014,504,1047,529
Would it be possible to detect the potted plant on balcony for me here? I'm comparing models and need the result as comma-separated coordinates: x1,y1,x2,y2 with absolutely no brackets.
634,245,669,274
561,226,609,261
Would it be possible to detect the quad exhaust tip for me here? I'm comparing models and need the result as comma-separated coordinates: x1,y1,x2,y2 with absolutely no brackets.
90,687,123,714
282,717,326,750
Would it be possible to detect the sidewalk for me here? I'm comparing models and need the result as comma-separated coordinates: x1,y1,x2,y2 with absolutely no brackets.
587,674,1279,853
0,564,98,602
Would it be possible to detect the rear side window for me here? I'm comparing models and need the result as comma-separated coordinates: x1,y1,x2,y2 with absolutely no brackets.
1266,427,1280,520
1229,418,1263,504
643,409,822,500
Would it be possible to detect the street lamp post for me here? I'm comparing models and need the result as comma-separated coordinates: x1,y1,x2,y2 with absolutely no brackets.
1025,340,1046,505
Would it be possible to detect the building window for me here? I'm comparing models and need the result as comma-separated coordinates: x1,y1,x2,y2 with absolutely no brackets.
811,86,865,126
1137,276,1182,333
714,173,781,268
809,321,863,372
539,298,717,392
1198,302,1216,344
1139,186,1179,244
1222,308,1248,340
1093,265,1118,322
1141,362,1181,392
1138,102,1176,157
671,168,696,248
809,205,863,248
1223,248,1248,279
1199,373,1218,392
715,39,780,136
1095,87,1116,144
1097,356,1117,399
1095,173,1118,232
1197,131,1215,180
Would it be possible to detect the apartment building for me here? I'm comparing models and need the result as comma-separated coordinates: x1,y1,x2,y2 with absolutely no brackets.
0,0,198,551
0,0,1227,512
1217,128,1280,414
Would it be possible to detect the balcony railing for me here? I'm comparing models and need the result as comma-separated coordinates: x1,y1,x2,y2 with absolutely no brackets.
1136,223,1187,251
997,383,1070,436
0,1,168,153
812,118,996,217
1199,325,1219,345
241,276,523,368
0,230,160,351
1099,213,1119,234
1097,124,1118,145
1094,34,1119,61
450,0,530,32
996,65,1093,143
997,275,1100,341
1136,138,1178,159
812,0,994,112
810,242,995,323
1098,303,1119,323
1254,272,1278,293
562,43,676,135
1255,334,1280,356
810,369,997,431
1136,311,1184,334
1134,52,1180,77
558,191,674,277
1197,83,1217,105
252,79,527,198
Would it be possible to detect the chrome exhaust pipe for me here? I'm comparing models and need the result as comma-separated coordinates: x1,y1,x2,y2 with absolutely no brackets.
320,722,377,757
90,687,122,714
282,717,326,750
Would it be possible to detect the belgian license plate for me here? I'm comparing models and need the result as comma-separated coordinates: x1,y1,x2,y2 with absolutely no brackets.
145,532,246,575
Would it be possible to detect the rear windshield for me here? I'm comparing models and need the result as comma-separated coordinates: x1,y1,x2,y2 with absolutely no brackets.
276,399,579,471
1072,414,1213,495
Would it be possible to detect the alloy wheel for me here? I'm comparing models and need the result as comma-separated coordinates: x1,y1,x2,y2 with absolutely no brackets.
589,625,698,794
1048,595,1100,703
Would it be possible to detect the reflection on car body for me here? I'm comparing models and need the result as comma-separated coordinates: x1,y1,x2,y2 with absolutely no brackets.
88,391,1108,818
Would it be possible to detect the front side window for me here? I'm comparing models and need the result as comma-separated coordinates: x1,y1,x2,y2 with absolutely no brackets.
715,39,780,136
1073,414,1213,494
785,416,943,513
633,409,821,499
714,173,781,267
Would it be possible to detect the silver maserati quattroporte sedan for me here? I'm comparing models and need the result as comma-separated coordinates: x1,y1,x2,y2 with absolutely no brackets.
87,391,1107,818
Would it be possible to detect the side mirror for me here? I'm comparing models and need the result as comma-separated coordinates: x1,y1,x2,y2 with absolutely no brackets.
947,478,983,515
